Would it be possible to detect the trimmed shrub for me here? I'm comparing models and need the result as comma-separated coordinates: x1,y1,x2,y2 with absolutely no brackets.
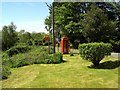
78,42,112,67
6,44,31,57
34,52,63,64
52,52,63,64
109,40,120,53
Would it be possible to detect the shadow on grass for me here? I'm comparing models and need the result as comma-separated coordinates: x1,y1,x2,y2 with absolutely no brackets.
88,60,120,69
61,60,67,63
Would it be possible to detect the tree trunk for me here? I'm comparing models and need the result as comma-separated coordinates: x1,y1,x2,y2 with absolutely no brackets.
92,60,100,67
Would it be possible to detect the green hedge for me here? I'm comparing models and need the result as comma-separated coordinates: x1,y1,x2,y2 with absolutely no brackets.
8,52,63,68
6,52,63,68
34,52,63,64
2,53,11,79
78,42,112,67
2,46,63,79
2,65,11,79
6,44,31,57
52,52,63,64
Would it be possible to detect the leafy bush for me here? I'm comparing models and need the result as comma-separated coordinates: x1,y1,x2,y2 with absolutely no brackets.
2,65,11,79
50,47,54,54
109,40,120,53
33,52,63,64
27,40,33,46
6,46,63,68
17,58,31,67
52,52,63,64
43,40,49,46
70,52,74,56
37,40,43,45
2,54,11,79
1,46,63,79
6,44,31,57
30,40,43,46
78,42,112,67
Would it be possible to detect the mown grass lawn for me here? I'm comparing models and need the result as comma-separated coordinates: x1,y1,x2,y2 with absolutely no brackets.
1,52,119,88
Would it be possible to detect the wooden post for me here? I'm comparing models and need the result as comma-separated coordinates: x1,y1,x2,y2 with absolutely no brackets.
52,2,55,53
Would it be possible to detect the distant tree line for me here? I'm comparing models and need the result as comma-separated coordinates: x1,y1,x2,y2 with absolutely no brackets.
1,22,50,51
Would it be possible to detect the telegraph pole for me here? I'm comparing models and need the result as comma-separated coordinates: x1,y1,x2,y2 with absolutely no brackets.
52,2,55,53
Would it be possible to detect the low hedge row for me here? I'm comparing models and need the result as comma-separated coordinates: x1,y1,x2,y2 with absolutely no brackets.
6,44,31,57
2,65,11,79
9,52,63,68
2,54,11,79
78,42,112,67
2,46,63,79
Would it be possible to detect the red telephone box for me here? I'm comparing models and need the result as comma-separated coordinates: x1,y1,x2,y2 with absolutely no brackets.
61,37,70,54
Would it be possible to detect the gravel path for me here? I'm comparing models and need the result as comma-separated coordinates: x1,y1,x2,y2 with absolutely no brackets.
111,53,120,58
57,47,120,58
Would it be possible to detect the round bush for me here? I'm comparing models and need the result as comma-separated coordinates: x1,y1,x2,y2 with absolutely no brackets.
78,42,112,67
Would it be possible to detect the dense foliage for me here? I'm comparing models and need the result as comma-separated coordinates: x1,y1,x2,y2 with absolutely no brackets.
45,2,120,48
6,44,31,57
109,40,120,53
2,22,18,51
80,4,116,42
2,53,11,79
17,30,50,46
1,2,120,80
78,42,112,67
2,65,11,79
2,46,63,79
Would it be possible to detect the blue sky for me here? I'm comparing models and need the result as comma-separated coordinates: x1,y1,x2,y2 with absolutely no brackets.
1,0,119,33
1,2,52,33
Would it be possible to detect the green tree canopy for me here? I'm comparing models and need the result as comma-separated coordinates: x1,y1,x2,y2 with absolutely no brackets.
80,4,116,42
2,22,18,51
45,2,119,48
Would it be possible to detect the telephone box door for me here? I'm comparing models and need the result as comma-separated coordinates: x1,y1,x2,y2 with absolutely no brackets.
61,37,69,54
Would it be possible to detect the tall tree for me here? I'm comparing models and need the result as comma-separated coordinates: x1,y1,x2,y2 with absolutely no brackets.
81,4,116,42
114,1,120,41
45,2,88,47
2,22,18,51
45,2,119,47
